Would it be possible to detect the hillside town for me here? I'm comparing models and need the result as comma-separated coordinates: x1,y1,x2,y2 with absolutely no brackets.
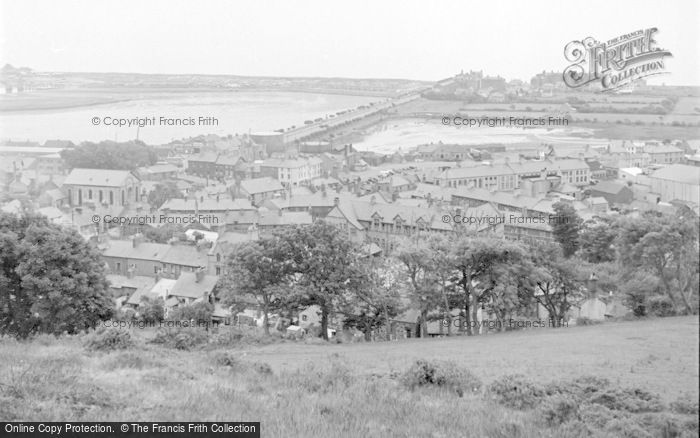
2,70,700,341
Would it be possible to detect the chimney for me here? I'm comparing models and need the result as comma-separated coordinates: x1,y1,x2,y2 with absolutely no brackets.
132,233,143,248
370,195,376,205
333,197,340,206
195,267,205,283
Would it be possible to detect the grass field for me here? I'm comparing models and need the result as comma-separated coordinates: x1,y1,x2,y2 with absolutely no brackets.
0,316,698,437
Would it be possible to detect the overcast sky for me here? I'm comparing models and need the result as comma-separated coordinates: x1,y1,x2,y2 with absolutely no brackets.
1,0,698,84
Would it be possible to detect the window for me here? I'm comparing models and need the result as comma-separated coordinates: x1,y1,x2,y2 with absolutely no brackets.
216,267,221,275
154,266,158,274
88,189,92,200
116,262,121,272
216,253,221,262
302,315,308,322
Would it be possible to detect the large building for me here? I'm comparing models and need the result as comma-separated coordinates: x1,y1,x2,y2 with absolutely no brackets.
63,168,141,207
648,164,700,205
437,159,590,190
259,157,323,187
325,197,453,253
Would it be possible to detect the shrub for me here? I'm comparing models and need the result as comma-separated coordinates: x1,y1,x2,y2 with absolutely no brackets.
575,317,601,326
606,417,654,438
635,413,683,438
488,374,545,409
647,295,675,317
167,302,214,323
541,395,580,426
138,297,165,324
101,351,152,370
251,361,273,375
670,394,699,415
150,327,209,350
83,326,134,351
211,351,240,367
400,359,481,397
283,361,354,393
588,387,664,413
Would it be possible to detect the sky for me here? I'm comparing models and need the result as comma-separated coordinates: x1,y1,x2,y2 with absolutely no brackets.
1,0,698,84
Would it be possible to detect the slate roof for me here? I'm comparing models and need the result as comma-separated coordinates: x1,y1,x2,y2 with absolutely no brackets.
650,165,700,185
590,181,629,195
169,272,218,299
239,177,284,195
64,168,138,187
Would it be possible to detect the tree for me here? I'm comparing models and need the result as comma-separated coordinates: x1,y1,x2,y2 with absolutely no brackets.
0,213,114,338
484,244,535,331
395,236,442,338
551,201,583,258
218,237,292,335
279,221,367,340
578,217,617,263
526,244,586,327
147,182,183,209
620,271,662,317
450,236,516,335
616,211,699,314
138,297,165,324
167,302,214,323
60,140,157,171
142,223,185,244
338,256,403,341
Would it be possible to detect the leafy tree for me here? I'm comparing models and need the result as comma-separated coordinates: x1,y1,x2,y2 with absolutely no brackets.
218,237,292,335
338,256,403,341
578,218,617,263
138,296,165,324
616,211,699,314
551,202,583,258
279,221,367,340
0,213,114,338
526,244,586,327
620,271,662,317
167,301,214,323
61,140,157,171
142,223,185,244
450,236,516,335
395,237,442,338
147,181,182,209
484,244,535,331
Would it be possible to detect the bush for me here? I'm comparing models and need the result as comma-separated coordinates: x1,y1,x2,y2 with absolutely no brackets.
167,302,214,323
150,327,209,350
670,394,699,415
575,317,601,326
588,387,664,413
283,361,355,393
647,295,675,317
83,326,134,351
488,374,545,409
211,351,240,367
541,395,580,426
400,359,482,397
138,297,165,324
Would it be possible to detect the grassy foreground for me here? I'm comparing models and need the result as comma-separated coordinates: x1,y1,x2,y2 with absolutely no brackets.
0,317,698,437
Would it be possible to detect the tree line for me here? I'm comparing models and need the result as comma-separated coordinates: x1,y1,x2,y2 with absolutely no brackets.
217,205,699,340
1,204,697,340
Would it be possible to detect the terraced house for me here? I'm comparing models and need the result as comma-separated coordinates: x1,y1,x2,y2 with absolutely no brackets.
325,197,453,252
437,159,590,190
101,234,210,278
